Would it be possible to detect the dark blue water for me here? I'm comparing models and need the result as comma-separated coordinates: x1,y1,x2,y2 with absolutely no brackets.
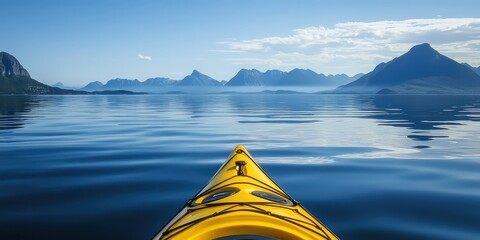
1,93,479,240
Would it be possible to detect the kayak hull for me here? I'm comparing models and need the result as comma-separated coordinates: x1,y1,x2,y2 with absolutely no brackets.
153,145,338,240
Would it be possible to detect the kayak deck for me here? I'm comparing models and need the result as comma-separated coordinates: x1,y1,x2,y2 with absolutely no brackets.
153,145,338,240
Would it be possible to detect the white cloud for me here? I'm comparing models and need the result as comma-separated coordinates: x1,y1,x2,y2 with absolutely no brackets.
220,18,480,74
137,54,152,61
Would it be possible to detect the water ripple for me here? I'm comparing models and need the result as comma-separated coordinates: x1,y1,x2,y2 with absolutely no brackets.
1,94,480,239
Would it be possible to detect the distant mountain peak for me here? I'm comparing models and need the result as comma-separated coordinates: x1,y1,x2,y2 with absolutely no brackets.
337,43,480,93
178,70,222,86
0,51,30,78
188,70,210,79
191,69,201,76
290,68,313,73
239,68,261,73
265,69,283,74
328,73,348,78
407,43,440,58
81,81,105,91
1,52,84,94
52,82,65,88
226,69,264,86
411,43,432,50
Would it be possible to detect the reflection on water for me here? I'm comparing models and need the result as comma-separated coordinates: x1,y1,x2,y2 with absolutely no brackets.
370,95,480,141
2,93,480,158
0,96,43,130
1,93,480,240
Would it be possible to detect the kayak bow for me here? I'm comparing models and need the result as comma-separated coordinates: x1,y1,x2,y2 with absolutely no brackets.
153,145,338,240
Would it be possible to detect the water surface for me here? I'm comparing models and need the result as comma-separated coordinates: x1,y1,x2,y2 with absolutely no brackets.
1,94,479,239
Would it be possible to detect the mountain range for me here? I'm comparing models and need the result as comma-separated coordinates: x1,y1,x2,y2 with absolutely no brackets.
81,69,363,91
3,43,480,95
226,68,360,86
82,70,221,91
336,43,480,94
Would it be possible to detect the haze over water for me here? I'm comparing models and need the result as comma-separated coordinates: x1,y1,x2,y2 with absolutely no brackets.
1,93,480,239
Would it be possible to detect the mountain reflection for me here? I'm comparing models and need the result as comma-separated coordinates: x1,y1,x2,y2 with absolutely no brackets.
368,95,480,141
0,96,43,131
2,93,480,148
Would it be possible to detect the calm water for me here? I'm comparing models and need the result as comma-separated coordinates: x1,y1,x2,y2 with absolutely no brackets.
1,93,480,240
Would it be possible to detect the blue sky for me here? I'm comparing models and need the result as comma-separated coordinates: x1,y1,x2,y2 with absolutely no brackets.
2,0,480,86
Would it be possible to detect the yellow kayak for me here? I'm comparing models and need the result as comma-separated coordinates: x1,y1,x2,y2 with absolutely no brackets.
153,145,338,240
